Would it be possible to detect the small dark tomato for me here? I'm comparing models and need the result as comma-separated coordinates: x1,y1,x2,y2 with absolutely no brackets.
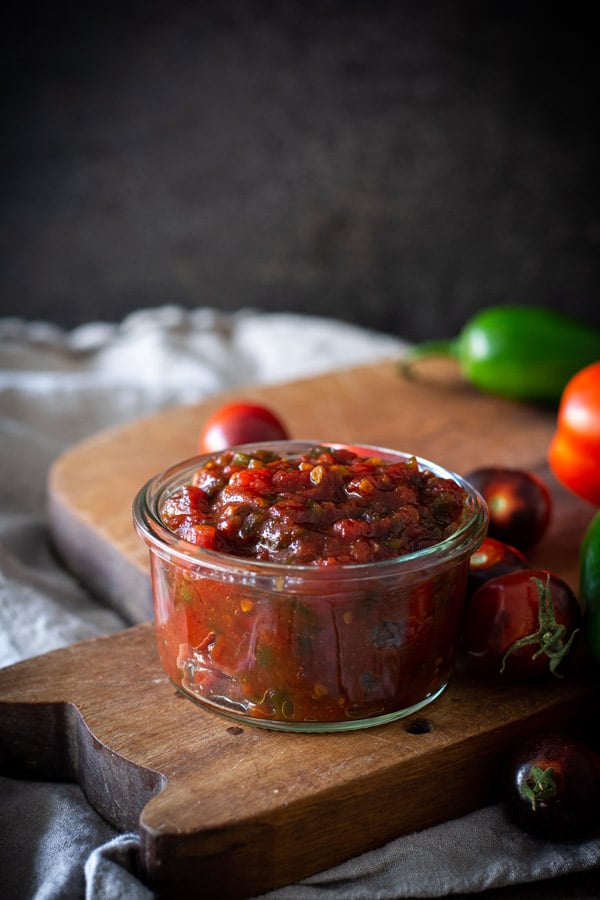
198,402,289,453
467,536,529,598
465,466,552,551
503,732,600,840
462,569,581,680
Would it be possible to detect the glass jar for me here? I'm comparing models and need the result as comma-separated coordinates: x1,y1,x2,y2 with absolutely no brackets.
133,442,487,732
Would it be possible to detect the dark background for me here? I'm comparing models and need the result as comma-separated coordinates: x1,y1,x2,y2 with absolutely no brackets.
2,1,599,342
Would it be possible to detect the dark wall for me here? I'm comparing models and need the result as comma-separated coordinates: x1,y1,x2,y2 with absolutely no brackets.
2,1,599,341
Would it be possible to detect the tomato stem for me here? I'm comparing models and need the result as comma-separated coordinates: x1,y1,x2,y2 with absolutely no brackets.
521,764,558,810
399,340,460,380
500,575,579,677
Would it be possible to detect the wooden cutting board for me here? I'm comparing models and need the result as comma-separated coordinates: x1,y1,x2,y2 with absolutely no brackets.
1,629,598,899
1,359,598,899
47,358,593,621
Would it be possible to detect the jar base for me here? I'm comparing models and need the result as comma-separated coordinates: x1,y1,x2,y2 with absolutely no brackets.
170,679,449,732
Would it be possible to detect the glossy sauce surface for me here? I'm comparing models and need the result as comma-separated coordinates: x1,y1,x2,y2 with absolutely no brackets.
160,445,467,565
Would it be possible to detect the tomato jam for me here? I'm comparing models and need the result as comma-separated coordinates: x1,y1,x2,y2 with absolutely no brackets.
134,442,488,731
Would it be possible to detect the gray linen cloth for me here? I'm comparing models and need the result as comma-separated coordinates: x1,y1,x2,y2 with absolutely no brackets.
1,306,599,899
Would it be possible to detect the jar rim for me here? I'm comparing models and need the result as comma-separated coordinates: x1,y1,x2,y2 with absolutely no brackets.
132,441,488,582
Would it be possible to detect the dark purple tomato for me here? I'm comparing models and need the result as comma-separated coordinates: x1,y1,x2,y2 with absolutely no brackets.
462,569,581,680
465,466,552,551
503,732,600,840
467,536,529,598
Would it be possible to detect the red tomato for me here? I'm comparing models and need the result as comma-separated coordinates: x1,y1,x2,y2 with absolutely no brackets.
462,569,581,680
199,402,289,453
503,732,600,840
467,537,529,598
465,466,552,551
548,360,600,506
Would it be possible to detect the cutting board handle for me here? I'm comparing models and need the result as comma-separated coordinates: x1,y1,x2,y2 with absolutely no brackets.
1,695,164,832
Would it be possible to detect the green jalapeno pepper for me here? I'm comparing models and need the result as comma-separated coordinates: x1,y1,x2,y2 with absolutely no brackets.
401,305,600,404
580,510,600,664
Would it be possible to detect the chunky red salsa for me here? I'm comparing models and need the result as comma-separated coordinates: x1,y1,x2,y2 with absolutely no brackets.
147,445,476,728
160,445,467,565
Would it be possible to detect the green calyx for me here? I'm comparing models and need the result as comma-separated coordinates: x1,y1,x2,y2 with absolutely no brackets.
521,764,558,810
500,575,579,677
